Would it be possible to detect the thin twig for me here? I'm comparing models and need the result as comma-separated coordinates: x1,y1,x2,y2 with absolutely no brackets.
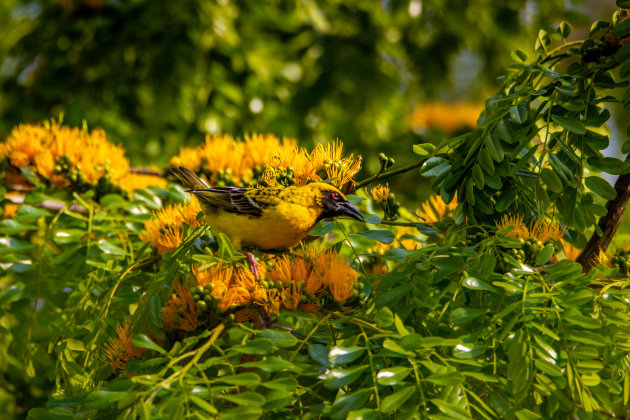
378,220,420,227
351,159,428,193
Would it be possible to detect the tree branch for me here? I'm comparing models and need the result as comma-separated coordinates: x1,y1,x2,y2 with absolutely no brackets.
576,171,630,272
5,194,88,215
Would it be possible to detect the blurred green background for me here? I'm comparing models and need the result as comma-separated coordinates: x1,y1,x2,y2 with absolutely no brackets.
0,0,617,175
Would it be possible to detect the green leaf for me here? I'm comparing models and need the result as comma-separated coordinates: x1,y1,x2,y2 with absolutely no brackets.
559,21,572,39
515,408,543,420
353,230,395,244
239,357,295,372
217,372,261,386
618,0,630,8
449,308,487,325
535,244,555,266
462,277,497,292
309,344,330,366
0,219,38,234
85,391,128,409
613,19,630,38
383,339,410,355
381,386,416,413
551,115,586,134
511,49,528,63
413,143,437,157
509,105,527,124
431,399,470,420
97,239,127,257
330,389,372,420
616,41,630,62
424,371,465,386
132,334,167,355
376,367,411,386
310,221,334,236
231,338,275,354
329,346,364,365
585,176,616,200
363,214,381,224
323,365,368,389
541,168,562,193
259,329,297,348
219,406,263,420
375,307,394,328
258,377,298,391
219,391,265,406
189,396,218,415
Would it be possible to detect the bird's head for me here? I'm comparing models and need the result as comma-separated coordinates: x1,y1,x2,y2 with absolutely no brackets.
310,183,364,222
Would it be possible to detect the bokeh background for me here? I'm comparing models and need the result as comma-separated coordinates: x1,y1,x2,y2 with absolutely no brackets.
0,1,619,183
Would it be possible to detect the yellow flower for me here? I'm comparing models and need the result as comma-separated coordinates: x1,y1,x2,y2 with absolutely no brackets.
102,321,143,375
409,102,483,134
138,199,202,254
495,214,529,240
416,194,458,223
325,155,362,189
370,183,390,202
162,283,201,332
529,219,566,243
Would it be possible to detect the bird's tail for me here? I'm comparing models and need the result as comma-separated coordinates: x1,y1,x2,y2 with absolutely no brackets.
169,166,209,190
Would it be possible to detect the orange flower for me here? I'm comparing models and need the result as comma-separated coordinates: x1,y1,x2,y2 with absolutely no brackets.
193,263,233,301
162,283,201,332
218,285,251,311
281,283,303,310
3,191,21,218
416,194,458,223
327,258,358,303
103,321,143,374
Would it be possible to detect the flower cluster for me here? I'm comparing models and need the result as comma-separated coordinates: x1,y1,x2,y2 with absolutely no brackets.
0,120,166,195
170,134,286,187
102,321,143,375
138,198,203,254
263,139,362,189
495,215,566,243
160,247,363,334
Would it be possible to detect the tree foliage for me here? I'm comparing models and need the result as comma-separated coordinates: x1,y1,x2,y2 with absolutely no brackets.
3,4,630,420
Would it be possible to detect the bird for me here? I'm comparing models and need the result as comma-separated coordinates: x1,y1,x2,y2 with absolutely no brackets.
169,166,364,251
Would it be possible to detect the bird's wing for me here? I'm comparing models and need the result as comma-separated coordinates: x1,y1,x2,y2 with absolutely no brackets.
192,187,272,217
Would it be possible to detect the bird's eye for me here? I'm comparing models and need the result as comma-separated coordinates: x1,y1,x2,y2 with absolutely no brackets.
331,192,340,200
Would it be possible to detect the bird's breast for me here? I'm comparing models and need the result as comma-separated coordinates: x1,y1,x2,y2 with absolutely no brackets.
206,203,321,250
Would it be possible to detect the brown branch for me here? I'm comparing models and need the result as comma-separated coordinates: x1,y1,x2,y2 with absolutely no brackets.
576,171,630,272
378,220,420,227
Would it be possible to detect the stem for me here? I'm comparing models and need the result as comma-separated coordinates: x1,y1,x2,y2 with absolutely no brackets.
378,220,420,227
130,167,163,176
352,159,428,192
577,170,630,272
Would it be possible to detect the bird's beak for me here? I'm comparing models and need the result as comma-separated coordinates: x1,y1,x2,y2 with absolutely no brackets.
337,201,364,221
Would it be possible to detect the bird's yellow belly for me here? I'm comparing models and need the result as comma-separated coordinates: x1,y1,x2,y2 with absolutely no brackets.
207,203,319,250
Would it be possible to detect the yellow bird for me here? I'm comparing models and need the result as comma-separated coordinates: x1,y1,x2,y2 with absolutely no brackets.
169,166,364,250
